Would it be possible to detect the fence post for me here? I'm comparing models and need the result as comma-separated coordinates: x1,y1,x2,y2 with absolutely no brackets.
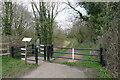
51,45,53,58
32,44,34,54
44,45,46,61
11,47,14,58
100,48,103,66
47,45,50,61
35,46,38,64
72,48,75,60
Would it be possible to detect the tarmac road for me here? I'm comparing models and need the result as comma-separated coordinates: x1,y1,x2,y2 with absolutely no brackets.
21,61,87,78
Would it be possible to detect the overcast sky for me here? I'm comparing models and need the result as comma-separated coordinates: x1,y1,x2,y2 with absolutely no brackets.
1,0,119,30
1,0,88,30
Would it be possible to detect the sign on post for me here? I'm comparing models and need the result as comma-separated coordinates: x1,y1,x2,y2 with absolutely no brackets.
22,38,32,64
22,38,32,42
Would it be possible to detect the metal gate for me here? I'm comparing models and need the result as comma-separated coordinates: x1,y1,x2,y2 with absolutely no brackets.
10,44,104,66
39,45,104,66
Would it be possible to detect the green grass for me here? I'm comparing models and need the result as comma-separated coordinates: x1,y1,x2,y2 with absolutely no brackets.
68,44,111,78
53,41,71,57
2,56,37,78
38,53,44,56
49,43,112,78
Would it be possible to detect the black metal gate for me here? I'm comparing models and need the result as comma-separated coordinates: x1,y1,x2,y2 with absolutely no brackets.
10,44,104,66
42,45,104,66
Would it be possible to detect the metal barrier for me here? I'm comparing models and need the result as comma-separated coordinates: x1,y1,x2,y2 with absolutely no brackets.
46,45,104,66
10,44,104,66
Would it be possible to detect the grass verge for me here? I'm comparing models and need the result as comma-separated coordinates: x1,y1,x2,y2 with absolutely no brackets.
2,56,37,78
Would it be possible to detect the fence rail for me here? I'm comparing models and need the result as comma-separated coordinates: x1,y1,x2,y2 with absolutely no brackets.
53,46,100,51
0,43,10,56
53,56,100,62
53,52,100,56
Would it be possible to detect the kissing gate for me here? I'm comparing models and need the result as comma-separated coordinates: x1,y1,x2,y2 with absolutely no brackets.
10,44,105,66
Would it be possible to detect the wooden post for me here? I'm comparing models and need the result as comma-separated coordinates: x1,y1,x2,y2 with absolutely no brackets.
11,47,14,58
35,46,38,64
7,45,10,57
49,45,51,59
32,44,34,54
51,45,53,58
25,41,27,64
72,48,75,60
100,48,103,66
47,45,50,61
44,45,46,61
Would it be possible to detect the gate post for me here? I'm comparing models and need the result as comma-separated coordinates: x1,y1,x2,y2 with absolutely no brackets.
32,44,34,54
51,45,53,58
47,45,50,61
44,45,47,61
100,48,103,66
35,46,38,64
11,47,14,58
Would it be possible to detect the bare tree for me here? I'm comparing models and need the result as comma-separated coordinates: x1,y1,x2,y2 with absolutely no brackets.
2,1,13,36
1,1,36,45
64,1,88,21
12,3,33,38
31,1,64,45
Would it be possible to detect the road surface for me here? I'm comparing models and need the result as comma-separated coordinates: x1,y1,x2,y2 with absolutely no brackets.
21,61,87,78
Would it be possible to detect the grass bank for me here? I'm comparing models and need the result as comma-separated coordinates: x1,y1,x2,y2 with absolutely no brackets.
2,56,37,78
49,44,112,78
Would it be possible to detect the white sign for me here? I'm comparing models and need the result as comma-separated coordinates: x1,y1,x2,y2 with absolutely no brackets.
22,38,32,42
21,48,26,50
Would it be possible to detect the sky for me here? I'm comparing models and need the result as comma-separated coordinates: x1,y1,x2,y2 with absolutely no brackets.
1,0,119,30
7,0,88,30
1,0,88,30
55,3,87,29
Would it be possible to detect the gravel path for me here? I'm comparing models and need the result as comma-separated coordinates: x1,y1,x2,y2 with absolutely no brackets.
21,61,87,78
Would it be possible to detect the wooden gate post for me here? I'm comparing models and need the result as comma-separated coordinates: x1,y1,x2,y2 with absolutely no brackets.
11,47,14,58
100,48,103,66
44,45,47,61
50,45,53,58
47,45,50,61
35,46,38,64
32,44,34,54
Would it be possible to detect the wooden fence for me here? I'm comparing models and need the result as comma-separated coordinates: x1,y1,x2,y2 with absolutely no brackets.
10,44,38,64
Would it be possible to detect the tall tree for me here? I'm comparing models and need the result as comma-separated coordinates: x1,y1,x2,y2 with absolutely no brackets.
2,2,13,36
12,3,32,38
31,1,62,45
